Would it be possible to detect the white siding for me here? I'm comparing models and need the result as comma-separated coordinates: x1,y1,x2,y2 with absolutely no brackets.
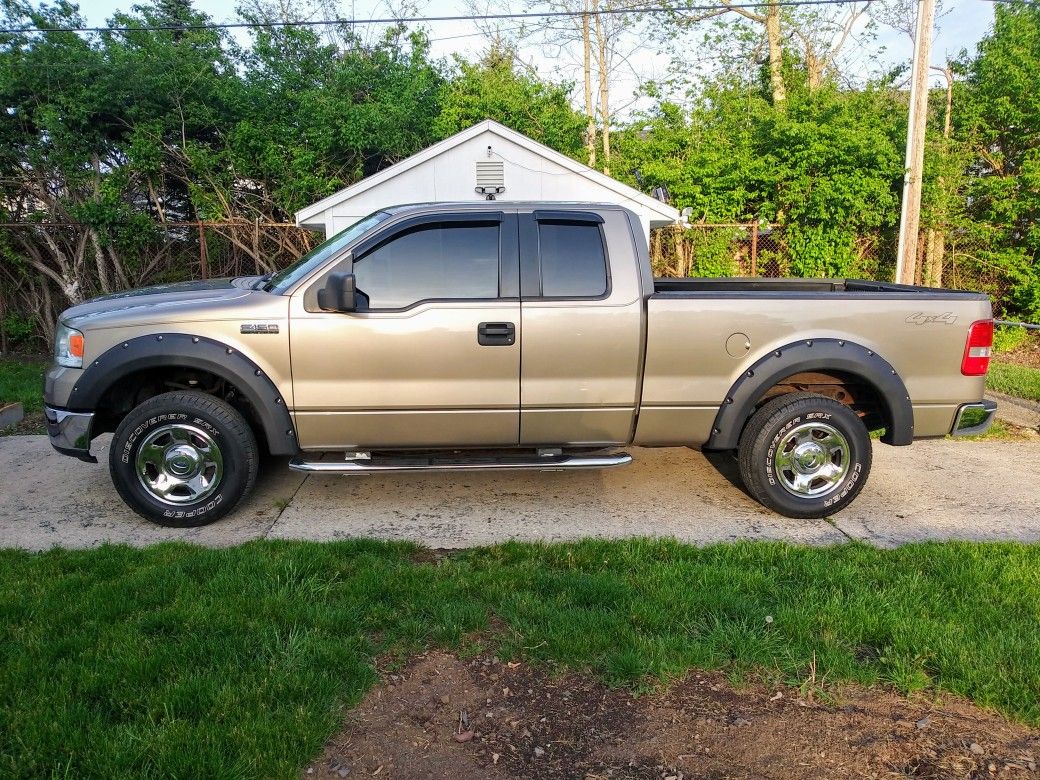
300,124,678,242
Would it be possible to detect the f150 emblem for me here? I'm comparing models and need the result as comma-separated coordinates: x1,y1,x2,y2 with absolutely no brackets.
906,312,957,325
240,323,280,334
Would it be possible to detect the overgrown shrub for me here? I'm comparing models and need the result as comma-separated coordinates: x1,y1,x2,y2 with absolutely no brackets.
993,325,1030,353
0,312,36,352
687,228,742,277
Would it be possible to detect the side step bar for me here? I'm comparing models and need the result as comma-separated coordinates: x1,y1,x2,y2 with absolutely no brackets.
288,452,633,474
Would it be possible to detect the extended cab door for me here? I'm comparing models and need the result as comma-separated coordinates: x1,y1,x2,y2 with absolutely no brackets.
518,209,644,446
288,211,521,449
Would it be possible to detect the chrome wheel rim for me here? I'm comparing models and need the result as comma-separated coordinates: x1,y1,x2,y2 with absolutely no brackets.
135,424,223,505
774,421,850,498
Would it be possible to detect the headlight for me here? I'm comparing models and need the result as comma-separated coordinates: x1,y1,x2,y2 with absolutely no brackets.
54,322,85,368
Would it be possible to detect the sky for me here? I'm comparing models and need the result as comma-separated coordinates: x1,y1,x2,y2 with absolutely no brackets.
76,0,997,106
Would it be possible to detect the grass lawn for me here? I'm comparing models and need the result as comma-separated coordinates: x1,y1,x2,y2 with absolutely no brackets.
988,360,1040,403
0,356,47,413
1,539,1039,778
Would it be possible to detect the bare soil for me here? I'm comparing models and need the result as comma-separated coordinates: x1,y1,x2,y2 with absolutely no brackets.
306,652,1039,780
0,411,45,436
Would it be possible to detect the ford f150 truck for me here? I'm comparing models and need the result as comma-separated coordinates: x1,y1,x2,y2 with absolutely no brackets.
44,202,997,526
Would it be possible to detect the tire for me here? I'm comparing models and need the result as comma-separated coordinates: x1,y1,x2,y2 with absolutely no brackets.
109,391,259,527
737,392,871,519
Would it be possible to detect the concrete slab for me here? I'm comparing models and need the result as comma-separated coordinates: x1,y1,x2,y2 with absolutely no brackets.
831,439,1040,546
0,435,305,551
1,434,1038,551
268,447,847,548
988,391,1040,433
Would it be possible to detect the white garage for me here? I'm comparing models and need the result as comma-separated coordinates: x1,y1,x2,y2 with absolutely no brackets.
294,119,680,242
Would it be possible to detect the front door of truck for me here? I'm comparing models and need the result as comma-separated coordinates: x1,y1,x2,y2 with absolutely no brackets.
288,211,521,449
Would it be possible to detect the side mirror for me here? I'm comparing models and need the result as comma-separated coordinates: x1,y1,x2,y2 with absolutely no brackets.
317,272,358,312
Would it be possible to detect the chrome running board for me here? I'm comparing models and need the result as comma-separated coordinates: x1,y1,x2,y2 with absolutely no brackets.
288,452,633,474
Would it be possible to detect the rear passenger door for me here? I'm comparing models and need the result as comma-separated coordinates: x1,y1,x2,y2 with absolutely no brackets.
518,209,644,446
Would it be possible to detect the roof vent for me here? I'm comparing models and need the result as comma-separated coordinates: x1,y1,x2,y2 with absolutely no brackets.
475,160,505,200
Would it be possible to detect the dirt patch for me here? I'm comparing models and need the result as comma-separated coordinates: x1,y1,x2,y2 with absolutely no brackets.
0,411,45,436
1001,333,1040,370
306,652,1039,780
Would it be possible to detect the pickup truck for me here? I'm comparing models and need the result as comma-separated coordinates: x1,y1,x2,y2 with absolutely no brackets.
44,202,997,526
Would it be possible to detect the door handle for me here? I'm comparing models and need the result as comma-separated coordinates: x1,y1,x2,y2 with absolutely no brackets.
477,322,516,346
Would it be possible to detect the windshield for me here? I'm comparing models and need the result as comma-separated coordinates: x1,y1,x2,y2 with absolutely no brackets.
265,211,391,293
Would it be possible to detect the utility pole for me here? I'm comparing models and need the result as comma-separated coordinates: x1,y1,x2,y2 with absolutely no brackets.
895,0,937,285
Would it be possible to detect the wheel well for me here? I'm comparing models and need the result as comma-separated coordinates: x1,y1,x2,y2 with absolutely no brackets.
93,367,267,448
754,370,889,433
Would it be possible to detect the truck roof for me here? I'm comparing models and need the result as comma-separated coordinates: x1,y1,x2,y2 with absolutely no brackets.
381,201,632,215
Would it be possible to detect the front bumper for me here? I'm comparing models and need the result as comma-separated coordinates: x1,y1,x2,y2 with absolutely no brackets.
45,406,97,463
950,399,998,437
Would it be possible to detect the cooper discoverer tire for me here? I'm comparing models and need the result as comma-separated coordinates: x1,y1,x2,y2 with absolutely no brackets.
737,392,872,519
109,391,259,527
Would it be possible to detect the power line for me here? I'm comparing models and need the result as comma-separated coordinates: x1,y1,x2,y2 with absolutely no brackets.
0,0,883,35
427,23,531,44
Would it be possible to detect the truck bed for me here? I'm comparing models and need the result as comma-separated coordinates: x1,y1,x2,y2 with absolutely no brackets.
652,277,988,297
635,278,992,448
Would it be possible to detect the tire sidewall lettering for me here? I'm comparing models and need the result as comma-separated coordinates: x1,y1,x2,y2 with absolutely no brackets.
121,412,189,464
765,415,802,486
823,462,862,507
162,493,223,519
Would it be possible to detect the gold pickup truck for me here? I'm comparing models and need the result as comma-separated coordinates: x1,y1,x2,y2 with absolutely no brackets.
44,202,996,526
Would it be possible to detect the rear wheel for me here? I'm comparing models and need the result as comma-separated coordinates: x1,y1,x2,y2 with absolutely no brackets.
737,392,871,519
109,391,259,527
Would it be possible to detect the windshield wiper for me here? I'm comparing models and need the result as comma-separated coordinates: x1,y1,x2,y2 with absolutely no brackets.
254,272,275,291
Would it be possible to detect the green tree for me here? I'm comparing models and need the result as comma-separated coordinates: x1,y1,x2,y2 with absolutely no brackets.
613,77,904,277
434,47,586,158
954,0,1040,318
230,25,445,216
0,0,449,339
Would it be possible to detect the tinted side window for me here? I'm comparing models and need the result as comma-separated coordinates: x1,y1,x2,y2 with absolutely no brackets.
538,222,608,297
353,222,500,309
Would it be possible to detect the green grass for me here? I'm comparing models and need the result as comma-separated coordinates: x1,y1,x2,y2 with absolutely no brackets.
988,360,1040,403
0,356,47,413
1,539,1039,778
955,418,1025,440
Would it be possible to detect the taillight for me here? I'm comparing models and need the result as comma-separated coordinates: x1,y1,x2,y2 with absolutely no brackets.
961,319,994,376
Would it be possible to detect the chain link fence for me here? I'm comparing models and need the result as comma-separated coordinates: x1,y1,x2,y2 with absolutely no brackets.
649,223,896,280
0,220,1022,351
650,223,1015,314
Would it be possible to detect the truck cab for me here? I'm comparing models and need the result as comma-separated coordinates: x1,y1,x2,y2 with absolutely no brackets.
279,203,647,451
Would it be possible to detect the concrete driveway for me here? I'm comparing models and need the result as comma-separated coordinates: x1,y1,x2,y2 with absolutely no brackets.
2,433,1038,551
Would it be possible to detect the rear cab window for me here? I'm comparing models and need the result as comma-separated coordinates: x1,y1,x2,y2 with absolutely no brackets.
537,220,609,298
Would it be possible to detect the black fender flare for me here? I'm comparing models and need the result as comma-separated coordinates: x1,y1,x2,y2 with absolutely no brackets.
705,338,913,450
69,333,299,455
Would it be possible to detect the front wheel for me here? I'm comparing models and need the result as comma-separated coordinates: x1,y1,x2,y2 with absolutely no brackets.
737,392,872,519
109,391,259,527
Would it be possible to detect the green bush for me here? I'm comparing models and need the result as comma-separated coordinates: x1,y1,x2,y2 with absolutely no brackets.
1,312,37,351
993,324,1030,354
688,227,741,277
784,224,859,278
